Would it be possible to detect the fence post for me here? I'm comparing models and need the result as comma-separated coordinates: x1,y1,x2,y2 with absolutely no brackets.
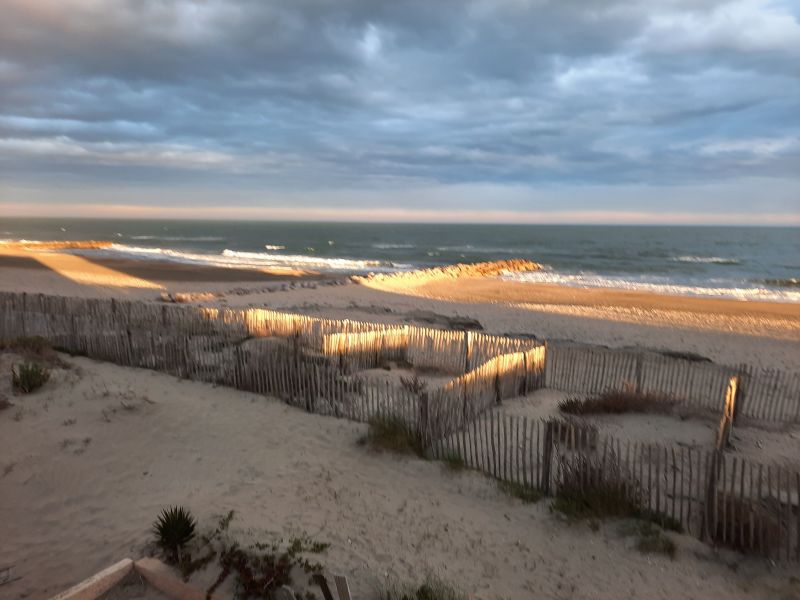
464,330,472,373
541,421,554,495
634,353,644,394
419,392,429,447
715,377,738,450
521,351,528,396
733,367,747,425
21,292,26,337
701,450,723,543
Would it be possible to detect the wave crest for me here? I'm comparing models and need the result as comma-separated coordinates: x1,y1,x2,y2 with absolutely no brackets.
671,256,740,265
74,244,407,273
504,270,799,303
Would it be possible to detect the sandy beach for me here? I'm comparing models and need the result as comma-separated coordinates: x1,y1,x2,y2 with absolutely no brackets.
2,245,800,599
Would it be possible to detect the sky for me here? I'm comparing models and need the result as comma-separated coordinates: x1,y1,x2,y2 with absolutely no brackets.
0,0,799,224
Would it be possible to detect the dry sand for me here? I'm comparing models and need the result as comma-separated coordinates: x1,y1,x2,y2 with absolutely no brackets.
2,353,799,600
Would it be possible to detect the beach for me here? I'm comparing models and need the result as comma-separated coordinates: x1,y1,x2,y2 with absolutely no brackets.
2,243,800,599
1,244,798,368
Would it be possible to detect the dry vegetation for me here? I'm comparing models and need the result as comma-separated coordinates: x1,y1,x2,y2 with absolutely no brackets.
379,575,467,600
359,415,426,457
559,386,675,416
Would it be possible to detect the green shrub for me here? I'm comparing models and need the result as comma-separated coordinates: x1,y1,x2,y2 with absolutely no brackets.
552,454,641,520
553,455,683,536
380,575,466,600
363,415,425,457
11,363,50,394
152,506,197,564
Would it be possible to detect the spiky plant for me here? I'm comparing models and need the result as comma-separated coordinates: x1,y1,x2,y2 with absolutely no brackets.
152,506,197,564
11,363,50,394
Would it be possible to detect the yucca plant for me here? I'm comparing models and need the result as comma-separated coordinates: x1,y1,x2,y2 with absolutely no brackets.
152,506,197,564
11,363,50,394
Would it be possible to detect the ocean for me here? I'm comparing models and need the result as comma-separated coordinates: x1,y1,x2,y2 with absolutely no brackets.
2,218,798,303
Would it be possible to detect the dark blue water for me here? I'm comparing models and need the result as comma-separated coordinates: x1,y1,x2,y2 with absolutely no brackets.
1,218,798,302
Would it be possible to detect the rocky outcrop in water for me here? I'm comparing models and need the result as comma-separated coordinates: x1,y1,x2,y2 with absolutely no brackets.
357,259,541,286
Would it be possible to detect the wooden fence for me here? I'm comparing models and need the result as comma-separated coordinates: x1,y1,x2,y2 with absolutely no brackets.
545,343,799,424
429,412,800,561
2,291,799,561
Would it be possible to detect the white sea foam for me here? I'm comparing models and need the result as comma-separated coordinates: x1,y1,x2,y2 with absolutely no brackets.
77,244,407,273
264,244,286,250
372,243,416,249
503,270,800,303
129,235,225,242
671,256,740,265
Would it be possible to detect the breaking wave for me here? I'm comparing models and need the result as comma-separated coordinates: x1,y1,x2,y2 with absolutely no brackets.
671,256,740,265
504,270,800,303
129,235,226,242
75,244,408,273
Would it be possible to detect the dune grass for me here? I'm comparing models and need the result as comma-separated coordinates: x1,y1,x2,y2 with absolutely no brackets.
361,415,426,458
11,362,50,394
379,575,466,600
559,388,675,416
498,480,543,504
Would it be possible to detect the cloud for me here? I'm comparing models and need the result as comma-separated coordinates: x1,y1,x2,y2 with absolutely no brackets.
0,0,798,218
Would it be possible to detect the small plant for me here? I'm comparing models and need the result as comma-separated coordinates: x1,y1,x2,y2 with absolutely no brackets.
498,480,542,504
441,452,466,472
12,362,50,394
623,521,677,559
379,575,466,600
637,529,677,558
363,415,425,457
207,534,329,599
552,454,641,521
152,506,197,564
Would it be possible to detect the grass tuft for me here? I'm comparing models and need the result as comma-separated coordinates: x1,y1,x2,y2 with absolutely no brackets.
380,575,467,600
11,362,50,394
625,521,677,559
498,480,543,504
441,452,466,472
363,415,425,457
552,454,641,521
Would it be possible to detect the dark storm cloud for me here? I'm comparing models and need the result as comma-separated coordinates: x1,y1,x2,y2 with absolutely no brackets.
0,0,799,214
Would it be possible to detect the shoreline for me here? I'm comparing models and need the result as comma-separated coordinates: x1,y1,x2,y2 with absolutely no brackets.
2,247,798,311
401,276,800,320
0,250,325,283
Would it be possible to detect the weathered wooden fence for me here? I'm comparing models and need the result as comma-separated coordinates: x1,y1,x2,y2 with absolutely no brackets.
545,343,799,424
2,291,799,561
429,412,800,561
